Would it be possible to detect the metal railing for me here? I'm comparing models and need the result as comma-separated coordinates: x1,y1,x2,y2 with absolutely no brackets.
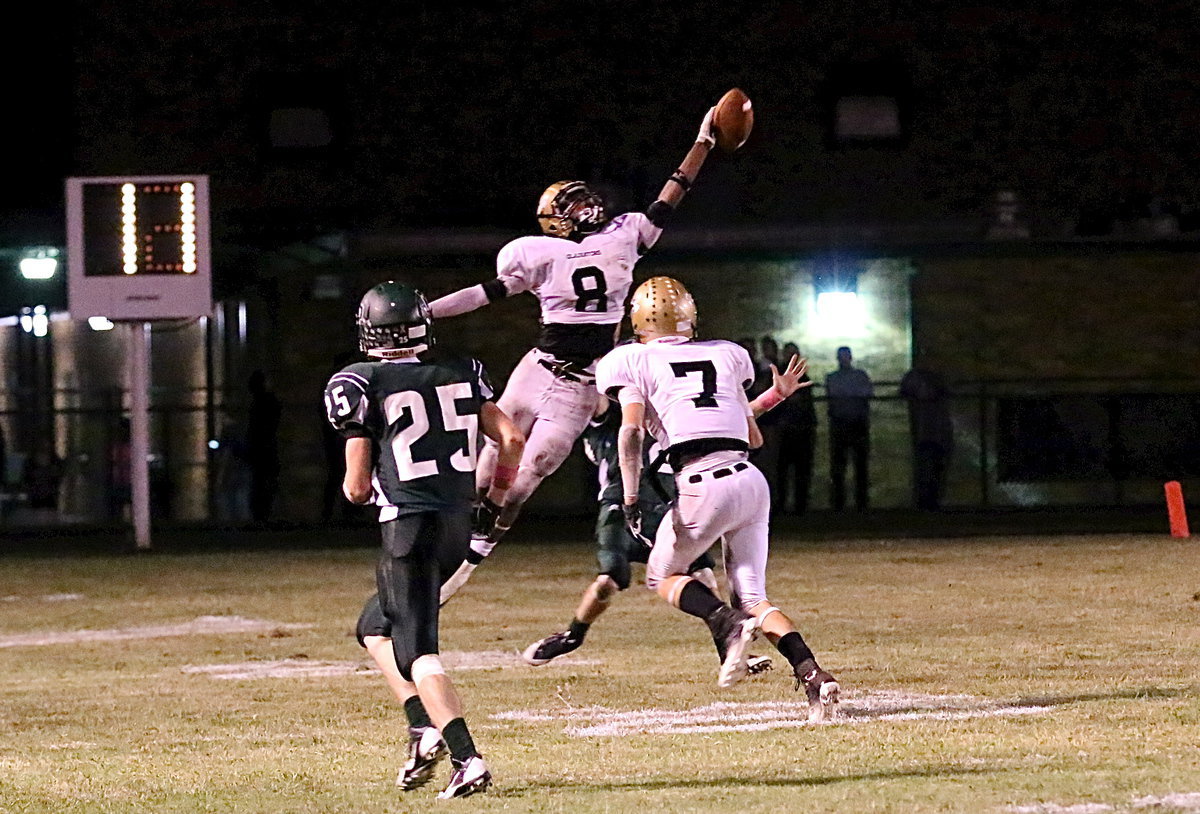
3,378,1198,528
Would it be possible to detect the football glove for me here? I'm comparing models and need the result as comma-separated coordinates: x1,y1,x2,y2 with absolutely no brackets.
696,106,717,148
472,497,501,539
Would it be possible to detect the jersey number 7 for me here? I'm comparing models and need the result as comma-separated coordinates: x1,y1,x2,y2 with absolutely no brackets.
669,361,719,408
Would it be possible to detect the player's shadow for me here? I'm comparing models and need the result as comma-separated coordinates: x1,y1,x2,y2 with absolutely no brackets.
1014,685,1194,708
503,764,1002,796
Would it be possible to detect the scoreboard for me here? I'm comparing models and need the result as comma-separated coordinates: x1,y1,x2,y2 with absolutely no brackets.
66,175,212,319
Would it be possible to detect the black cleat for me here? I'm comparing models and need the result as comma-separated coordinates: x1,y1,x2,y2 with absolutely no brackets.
437,755,492,799
397,726,448,790
521,630,583,666
796,666,841,723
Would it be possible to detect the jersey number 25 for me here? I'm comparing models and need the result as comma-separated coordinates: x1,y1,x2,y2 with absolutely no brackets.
382,384,479,481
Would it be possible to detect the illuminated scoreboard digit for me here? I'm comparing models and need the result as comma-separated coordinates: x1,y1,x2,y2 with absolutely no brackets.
67,175,212,320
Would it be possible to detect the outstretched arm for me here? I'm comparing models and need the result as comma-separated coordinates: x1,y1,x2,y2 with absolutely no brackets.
427,278,510,319
749,354,812,418
645,107,717,228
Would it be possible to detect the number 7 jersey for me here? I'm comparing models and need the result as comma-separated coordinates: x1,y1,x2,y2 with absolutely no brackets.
595,336,756,449
324,354,493,519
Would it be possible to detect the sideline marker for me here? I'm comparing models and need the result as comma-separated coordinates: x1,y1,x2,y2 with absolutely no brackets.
1164,481,1190,538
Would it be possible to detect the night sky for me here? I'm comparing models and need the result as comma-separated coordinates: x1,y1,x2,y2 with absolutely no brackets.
7,2,1200,239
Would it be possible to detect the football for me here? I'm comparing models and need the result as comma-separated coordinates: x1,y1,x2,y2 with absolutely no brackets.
713,88,754,152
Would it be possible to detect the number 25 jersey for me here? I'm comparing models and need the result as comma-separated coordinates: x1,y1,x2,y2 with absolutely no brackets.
595,336,756,450
324,354,493,519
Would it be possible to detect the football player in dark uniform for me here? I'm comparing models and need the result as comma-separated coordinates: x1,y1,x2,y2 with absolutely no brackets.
325,281,524,800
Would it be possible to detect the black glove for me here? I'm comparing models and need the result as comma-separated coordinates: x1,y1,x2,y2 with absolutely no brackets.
472,497,501,539
623,502,651,547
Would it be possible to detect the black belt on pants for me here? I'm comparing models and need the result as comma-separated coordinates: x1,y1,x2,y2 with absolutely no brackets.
685,461,748,484
537,358,594,383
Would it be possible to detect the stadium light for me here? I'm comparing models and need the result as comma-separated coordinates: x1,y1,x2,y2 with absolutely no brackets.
19,247,60,280
812,263,865,337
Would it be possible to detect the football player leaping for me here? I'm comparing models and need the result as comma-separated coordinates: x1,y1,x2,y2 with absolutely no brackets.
521,351,808,672
325,281,525,798
596,276,840,722
429,104,722,604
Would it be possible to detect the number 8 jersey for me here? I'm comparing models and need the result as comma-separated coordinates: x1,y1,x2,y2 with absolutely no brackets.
497,211,662,366
595,336,756,451
324,354,494,520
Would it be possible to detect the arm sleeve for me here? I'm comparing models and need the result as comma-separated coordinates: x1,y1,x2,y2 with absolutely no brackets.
324,370,372,439
494,239,540,295
428,284,493,318
624,211,664,255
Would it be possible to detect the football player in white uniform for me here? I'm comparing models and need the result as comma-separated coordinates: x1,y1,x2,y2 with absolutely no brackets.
430,104,723,603
596,276,840,721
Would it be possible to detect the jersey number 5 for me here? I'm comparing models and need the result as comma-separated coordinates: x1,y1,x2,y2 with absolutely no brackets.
669,361,719,408
382,383,479,481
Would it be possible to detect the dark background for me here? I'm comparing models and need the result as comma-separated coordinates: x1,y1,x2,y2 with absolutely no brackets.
8,1,1200,246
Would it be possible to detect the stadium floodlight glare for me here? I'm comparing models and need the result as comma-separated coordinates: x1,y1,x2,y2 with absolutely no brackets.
812,261,865,337
19,247,60,280
87,316,115,331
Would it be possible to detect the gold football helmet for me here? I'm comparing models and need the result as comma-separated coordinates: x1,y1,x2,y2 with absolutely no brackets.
536,181,607,238
629,276,697,340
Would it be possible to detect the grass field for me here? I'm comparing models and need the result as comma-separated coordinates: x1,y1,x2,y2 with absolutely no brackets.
1,527,1198,813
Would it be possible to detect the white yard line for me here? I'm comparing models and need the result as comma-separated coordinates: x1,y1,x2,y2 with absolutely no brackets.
0,615,311,648
1009,792,1200,813
495,690,1052,737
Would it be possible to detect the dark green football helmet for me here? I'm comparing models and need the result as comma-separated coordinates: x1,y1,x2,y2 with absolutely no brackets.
356,281,433,358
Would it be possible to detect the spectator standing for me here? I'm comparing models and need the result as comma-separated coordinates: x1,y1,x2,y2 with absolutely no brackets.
899,360,954,510
775,341,817,515
824,346,873,511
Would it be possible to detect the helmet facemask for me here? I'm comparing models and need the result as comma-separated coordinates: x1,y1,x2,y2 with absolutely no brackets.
537,181,607,238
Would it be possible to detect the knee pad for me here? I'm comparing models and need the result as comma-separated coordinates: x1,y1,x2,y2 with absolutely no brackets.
756,605,784,626
410,654,446,685
592,574,620,600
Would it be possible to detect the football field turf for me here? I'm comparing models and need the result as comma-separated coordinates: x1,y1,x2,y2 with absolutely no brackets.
1,528,1198,813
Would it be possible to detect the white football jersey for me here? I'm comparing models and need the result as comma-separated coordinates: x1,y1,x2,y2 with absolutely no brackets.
496,212,662,325
596,336,756,449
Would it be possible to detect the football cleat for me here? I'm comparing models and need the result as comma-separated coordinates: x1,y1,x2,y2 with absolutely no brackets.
521,630,583,666
746,654,774,675
711,608,760,689
438,560,478,607
437,755,492,800
796,666,841,723
397,726,448,791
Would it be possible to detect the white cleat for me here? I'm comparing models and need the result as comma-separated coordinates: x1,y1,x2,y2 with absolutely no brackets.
717,617,760,688
397,726,448,790
437,755,492,800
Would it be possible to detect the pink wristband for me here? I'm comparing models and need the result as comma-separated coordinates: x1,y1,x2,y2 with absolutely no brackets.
493,464,518,490
758,389,784,411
